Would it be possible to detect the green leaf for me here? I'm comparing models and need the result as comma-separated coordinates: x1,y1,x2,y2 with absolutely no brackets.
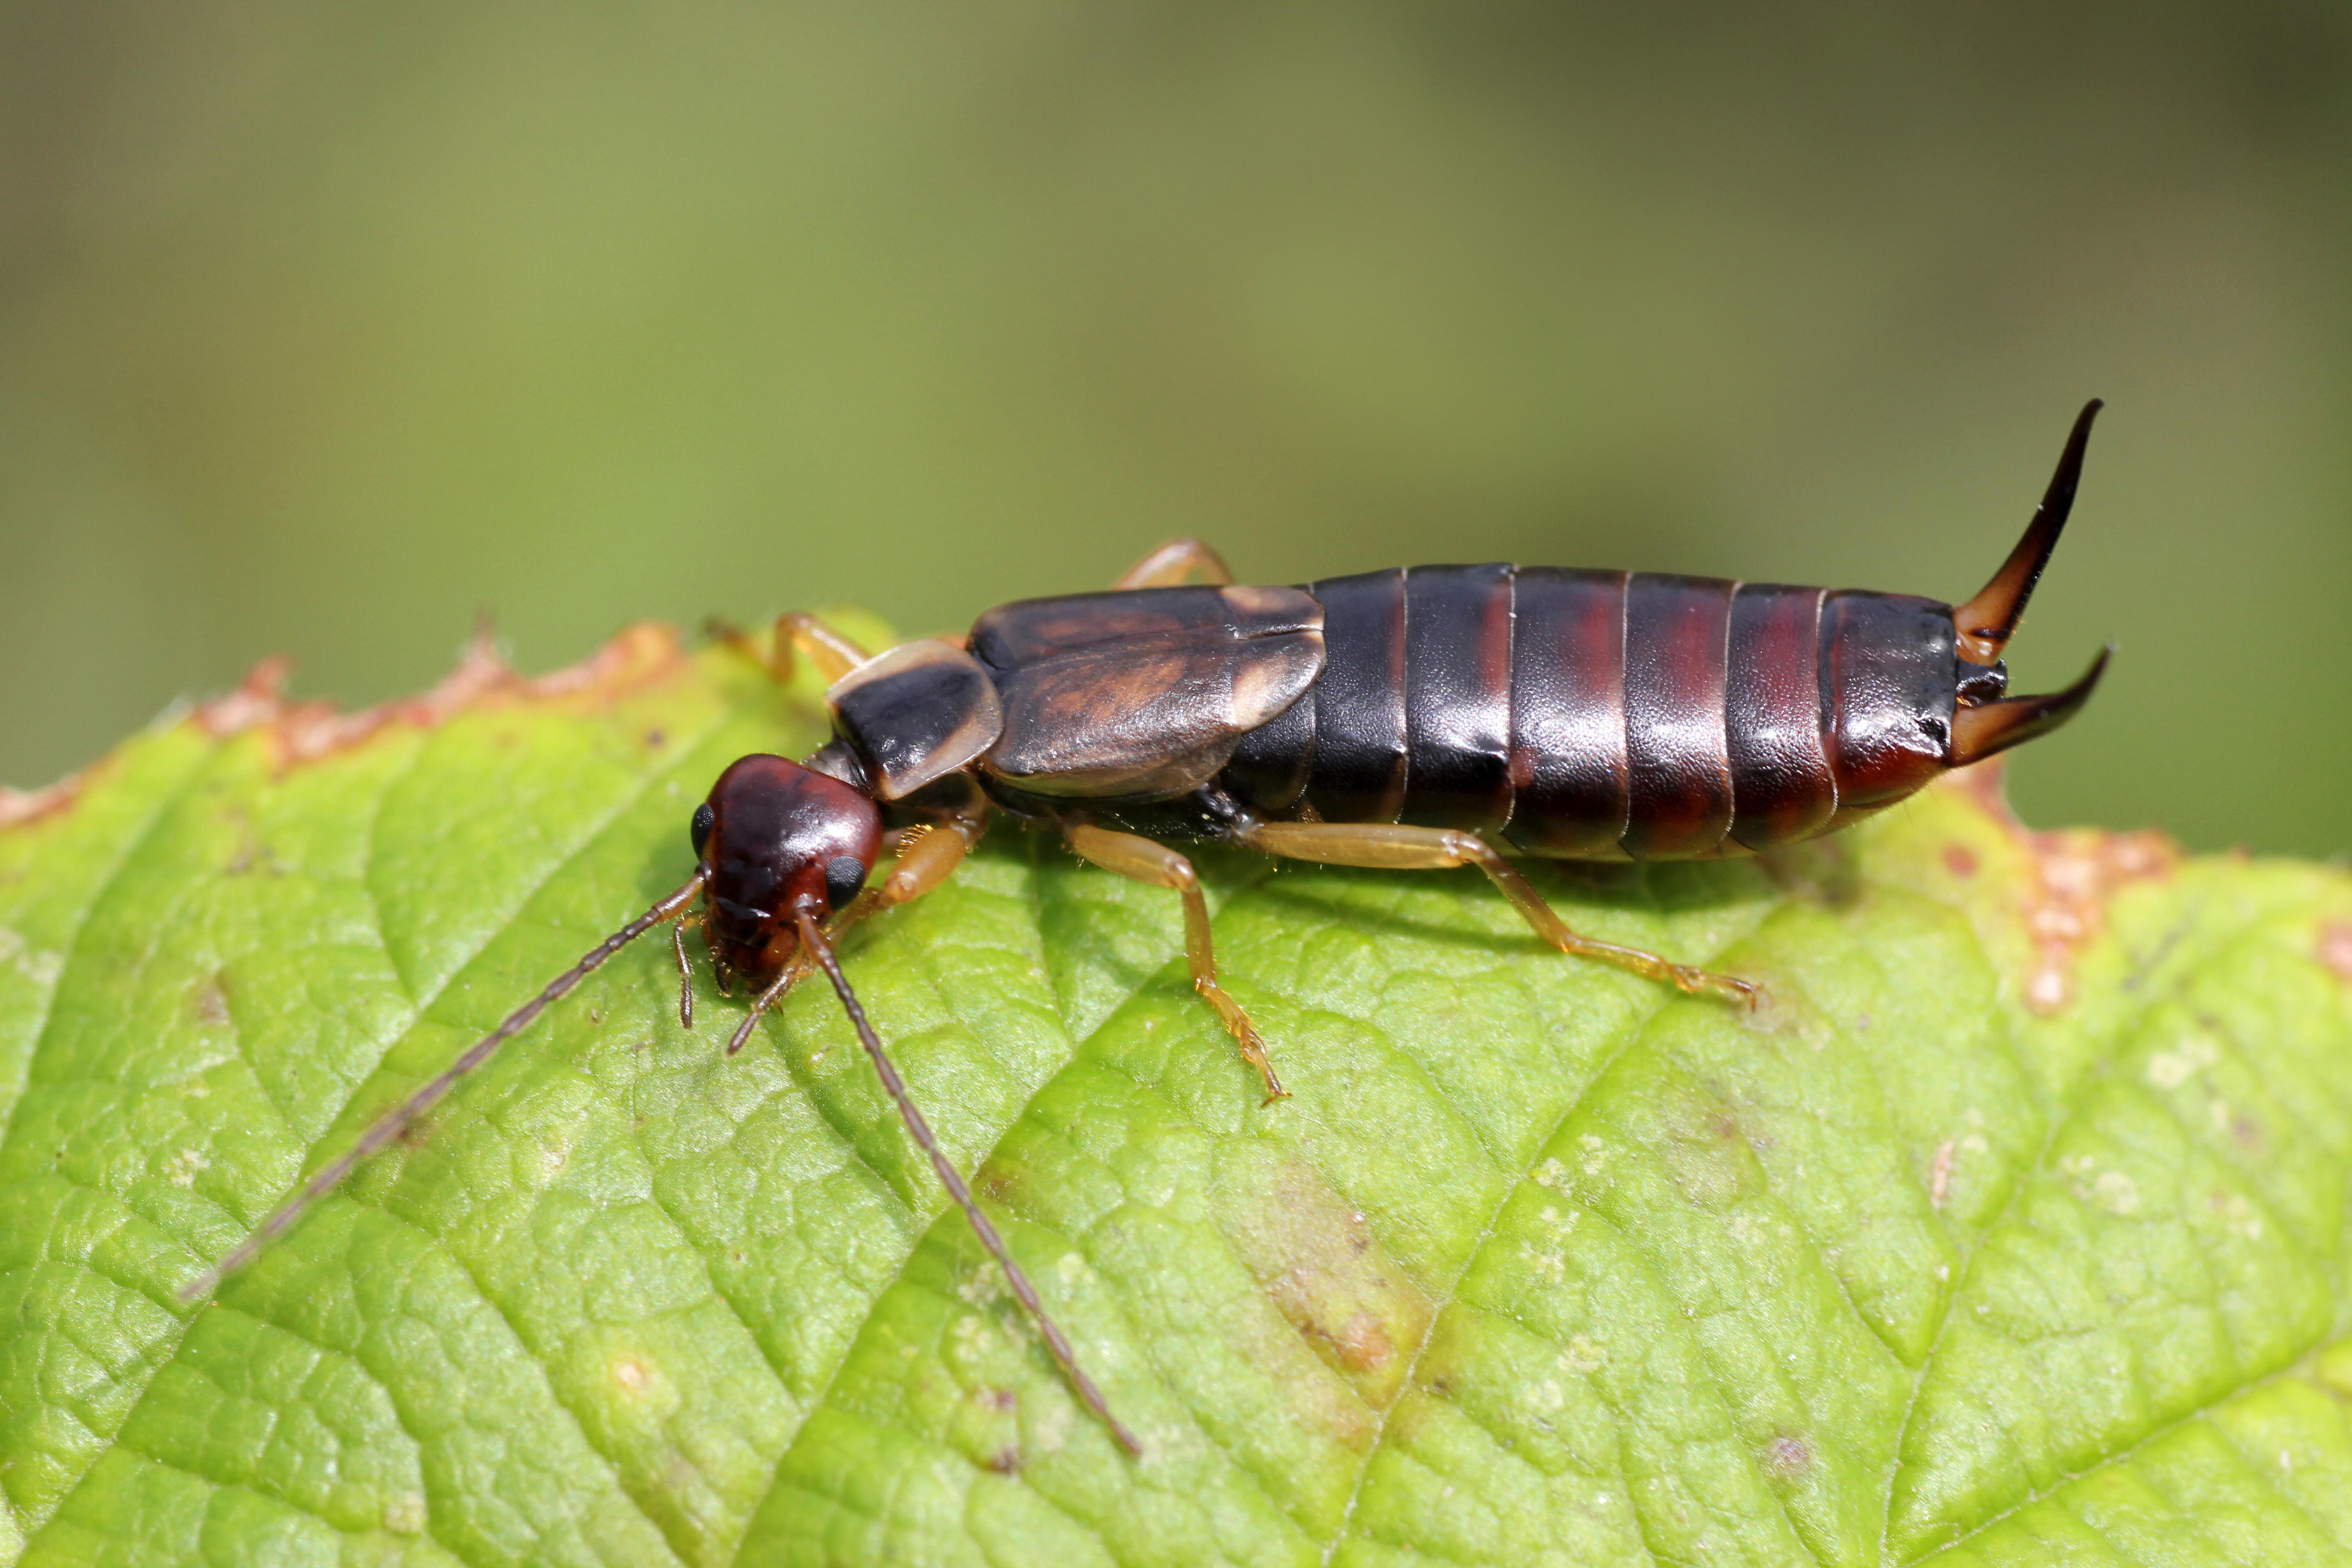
2,624,2350,1567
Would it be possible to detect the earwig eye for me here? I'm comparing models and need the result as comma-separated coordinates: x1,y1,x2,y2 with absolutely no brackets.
823,855,867,909
690,802,716,856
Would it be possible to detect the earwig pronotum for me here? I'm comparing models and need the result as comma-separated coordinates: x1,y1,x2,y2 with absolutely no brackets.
183,401,2111,1459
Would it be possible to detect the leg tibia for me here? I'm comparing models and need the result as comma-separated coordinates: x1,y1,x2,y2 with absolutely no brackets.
1064,823,1287,1102
1244,820,1485,870
1238,821,1758,1008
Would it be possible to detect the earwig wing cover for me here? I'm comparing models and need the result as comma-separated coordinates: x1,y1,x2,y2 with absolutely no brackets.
971,584,1324,797
825,638,1004,799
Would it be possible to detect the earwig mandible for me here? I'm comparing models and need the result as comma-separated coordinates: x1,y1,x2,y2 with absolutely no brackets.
183,401,2113,1460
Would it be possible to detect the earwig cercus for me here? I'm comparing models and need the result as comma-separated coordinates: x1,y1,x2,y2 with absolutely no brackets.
183,401,2113,1460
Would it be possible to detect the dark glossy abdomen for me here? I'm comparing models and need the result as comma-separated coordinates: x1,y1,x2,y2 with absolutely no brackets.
1222,566,1958,859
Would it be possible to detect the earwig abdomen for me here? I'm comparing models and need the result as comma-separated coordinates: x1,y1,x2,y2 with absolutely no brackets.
1221,565,1970,861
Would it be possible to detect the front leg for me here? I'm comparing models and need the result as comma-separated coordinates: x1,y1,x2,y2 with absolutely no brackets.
710,610,872,685
1239,821,1758,1008
1063,822,1286,1104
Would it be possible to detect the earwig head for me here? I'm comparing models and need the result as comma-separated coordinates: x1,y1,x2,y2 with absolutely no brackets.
1945,400,2110,768
694,753,883,985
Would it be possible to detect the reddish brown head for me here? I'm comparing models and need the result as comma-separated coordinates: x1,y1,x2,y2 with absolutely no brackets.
692,754,883,986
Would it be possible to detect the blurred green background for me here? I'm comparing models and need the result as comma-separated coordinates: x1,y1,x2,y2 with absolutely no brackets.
1,1,2346,853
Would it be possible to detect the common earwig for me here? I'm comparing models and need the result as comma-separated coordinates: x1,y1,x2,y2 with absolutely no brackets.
183,400,2110,1459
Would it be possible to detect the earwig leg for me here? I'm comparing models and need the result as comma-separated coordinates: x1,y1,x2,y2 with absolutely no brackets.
876,816,981,910
772,611,870,684
1239,822,1760,1010
1112,538,1235,590
672,921,696,1029
794,909,1144,1457
705,617,767,671
1064,823,1285,1103
708,611,870,685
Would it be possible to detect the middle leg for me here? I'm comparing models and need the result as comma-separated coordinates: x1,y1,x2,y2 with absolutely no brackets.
1063,822,1286,1103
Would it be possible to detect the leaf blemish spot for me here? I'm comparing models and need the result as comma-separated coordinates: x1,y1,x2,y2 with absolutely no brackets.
0,928,64,986
2147,1034,2220,1089
1929,1140,1955,1210
190,976,231,1028
2019,825,2177,1014
2320,922,2352,982
2092,1170,2140,1215
1761,1433,1811,1483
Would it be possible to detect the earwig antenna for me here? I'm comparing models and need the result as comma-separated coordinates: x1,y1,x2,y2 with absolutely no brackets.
178,869,710,1303
793,906,1145,1459
1954,399,2102,664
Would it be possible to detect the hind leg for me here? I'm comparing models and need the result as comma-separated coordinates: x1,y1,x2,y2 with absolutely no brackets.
1238,822,1758,1008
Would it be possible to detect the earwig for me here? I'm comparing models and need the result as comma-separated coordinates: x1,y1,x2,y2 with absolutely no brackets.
183,402,2113,1460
